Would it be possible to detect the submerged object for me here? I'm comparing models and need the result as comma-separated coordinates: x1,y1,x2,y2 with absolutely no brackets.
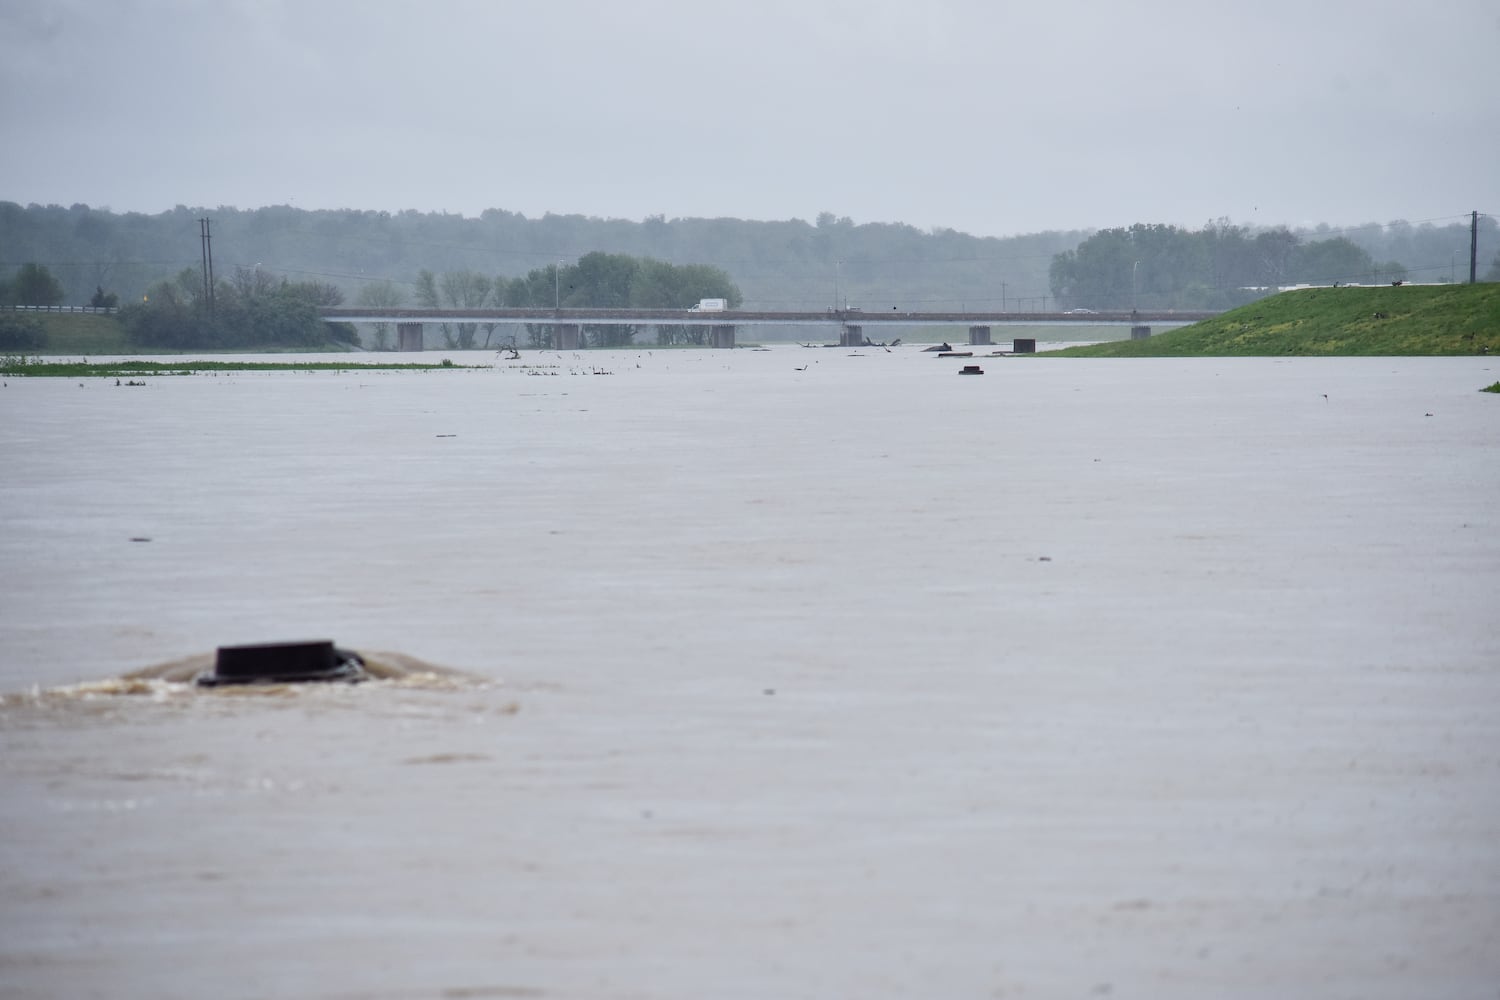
959,365,984,375
196,640,368,687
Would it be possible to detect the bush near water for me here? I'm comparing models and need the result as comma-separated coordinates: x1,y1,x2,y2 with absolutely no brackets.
0,314,47,351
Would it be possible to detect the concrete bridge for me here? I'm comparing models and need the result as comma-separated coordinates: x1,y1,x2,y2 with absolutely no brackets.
319,307,1218,350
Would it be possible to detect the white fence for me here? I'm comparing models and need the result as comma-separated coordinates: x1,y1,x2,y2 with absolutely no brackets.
3,305,117,315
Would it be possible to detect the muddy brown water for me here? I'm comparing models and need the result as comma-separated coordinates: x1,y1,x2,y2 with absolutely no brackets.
2,350,1498,998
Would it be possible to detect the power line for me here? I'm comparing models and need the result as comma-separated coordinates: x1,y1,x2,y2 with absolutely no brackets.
221,260,422,287
150,213,1080,270
8,210,1492,303
0,259,190,267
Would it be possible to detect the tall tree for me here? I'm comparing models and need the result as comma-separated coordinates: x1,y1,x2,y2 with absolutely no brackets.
1201,219,1255,294
437,269,493,347
414,269,440,309
7,263,65,306
1254,228,1300,288
355,279,404,349
501,266,566,348
1292,238,1373,285
572,252,638,347
413,268,452,344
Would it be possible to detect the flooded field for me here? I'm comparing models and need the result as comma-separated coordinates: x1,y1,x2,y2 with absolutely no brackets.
2,346,1498,998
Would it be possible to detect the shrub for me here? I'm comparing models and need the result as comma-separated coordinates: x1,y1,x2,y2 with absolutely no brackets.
0,315,46,350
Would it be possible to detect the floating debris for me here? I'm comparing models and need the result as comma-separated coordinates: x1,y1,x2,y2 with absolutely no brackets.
195,640,368,687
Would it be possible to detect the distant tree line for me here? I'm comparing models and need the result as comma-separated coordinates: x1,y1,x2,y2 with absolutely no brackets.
0,202,1093,318
3,202,1496,338
1049,221,1422,311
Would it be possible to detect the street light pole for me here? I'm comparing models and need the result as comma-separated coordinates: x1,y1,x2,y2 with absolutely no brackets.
1132,260,1141,311
555,260,561,310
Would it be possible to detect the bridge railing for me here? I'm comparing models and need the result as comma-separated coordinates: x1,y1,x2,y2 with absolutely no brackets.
319,307,1220,326
2,304,118,315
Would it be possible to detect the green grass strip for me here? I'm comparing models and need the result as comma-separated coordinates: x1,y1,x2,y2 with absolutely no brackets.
1049,284,1500,357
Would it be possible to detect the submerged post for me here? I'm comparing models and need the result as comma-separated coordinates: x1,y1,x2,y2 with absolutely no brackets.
197,640,367,686
1131,325,1152,340
397,323,423,351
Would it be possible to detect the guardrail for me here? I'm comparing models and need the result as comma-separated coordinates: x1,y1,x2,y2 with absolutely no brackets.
320,307,1219,327
2,305,117,315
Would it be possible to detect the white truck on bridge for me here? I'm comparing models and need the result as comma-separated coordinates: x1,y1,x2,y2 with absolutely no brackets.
688,298,727,312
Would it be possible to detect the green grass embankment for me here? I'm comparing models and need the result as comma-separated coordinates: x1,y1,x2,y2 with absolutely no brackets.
1051,284,1500,357
19,313,133,353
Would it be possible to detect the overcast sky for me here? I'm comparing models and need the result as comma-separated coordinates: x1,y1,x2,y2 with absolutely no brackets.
3,0,1497,237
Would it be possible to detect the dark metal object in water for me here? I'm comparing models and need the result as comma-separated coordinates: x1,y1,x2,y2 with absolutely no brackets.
959,365,984,375
196,640,368,687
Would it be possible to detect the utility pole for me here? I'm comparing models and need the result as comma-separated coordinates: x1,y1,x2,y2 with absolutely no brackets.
199,219,210,309
198,218,216,316
1471,211,1479,284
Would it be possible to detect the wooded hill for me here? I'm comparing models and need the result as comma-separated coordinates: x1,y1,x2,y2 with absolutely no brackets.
0,203,1085,315
2,202,1493,317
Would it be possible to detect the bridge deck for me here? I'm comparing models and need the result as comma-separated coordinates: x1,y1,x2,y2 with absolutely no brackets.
320,308,1214,327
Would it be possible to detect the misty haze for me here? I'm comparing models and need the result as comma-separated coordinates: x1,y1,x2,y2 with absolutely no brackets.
2,1,1499,997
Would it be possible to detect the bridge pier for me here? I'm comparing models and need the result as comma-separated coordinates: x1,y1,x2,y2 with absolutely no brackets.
1131,325,1152,340
711,325,736,349
554,324,582,350
397,322,423,351
840,324,864,347
968,325,992,346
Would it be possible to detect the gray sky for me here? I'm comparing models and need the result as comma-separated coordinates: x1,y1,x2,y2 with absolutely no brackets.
3,0,1497,237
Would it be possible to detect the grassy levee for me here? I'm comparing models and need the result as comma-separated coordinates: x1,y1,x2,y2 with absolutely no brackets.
21,313,133,353
1051,284,1500,357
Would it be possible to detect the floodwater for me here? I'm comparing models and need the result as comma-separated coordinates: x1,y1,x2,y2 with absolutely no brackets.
2,346,1498,999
